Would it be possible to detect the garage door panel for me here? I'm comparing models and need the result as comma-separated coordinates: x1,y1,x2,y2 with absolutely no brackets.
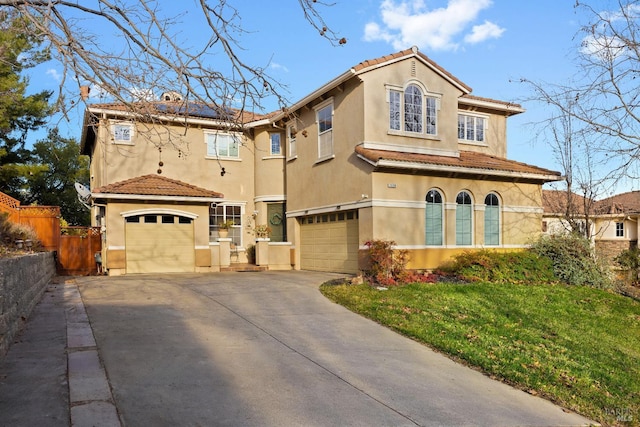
300,215,359,274
126,217,195,274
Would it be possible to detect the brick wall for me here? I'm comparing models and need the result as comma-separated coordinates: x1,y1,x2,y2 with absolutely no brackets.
0,252,56,357
595,239,637,266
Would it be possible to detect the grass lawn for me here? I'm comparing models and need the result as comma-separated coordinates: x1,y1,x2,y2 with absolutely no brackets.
321,281,640,426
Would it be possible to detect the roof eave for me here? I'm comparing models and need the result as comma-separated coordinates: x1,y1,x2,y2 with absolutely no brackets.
91,193,223,203
358,156,563,183
459,97,525,116
86,106,246,130
273,69,356,121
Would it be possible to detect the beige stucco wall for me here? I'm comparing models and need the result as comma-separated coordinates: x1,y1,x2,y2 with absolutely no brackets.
364,172,543,247
594,217,638,241
284,77,371,214
252,126,286,228
92,119,255,205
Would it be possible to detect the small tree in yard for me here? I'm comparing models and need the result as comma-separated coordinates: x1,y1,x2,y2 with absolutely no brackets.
363,239,435,286
614,246,640,286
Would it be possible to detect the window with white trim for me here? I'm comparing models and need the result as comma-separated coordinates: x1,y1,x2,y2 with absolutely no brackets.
269,132,282,155
389,83,439,136
111,123,134,144
287,124,297,158
425,189,443,246
484,193,500,246
316,101,333,160
209,204,243,245
205,132,239,158
616,221,624,237
458,114,486,143
456,191,473,246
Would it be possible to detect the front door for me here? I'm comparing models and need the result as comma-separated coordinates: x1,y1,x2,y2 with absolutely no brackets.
267,203,286,242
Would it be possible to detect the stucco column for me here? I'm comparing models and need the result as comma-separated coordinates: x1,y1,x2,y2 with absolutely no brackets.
255,238,270,266
218,238,232,267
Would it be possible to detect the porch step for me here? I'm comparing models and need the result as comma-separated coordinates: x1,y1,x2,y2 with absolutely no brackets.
221,264,268,272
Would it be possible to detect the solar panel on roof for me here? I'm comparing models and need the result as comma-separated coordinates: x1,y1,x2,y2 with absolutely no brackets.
155,102,231,119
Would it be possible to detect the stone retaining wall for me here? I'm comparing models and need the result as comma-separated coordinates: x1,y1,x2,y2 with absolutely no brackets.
0,252,56,357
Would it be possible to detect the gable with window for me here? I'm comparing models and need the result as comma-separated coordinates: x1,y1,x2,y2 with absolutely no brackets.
205,132,239,158
388,83,439,137
316,100,334,160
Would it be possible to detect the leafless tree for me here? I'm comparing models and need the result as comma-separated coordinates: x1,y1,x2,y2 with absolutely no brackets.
526,86,611,239
521,0,640,182
0,0,345,152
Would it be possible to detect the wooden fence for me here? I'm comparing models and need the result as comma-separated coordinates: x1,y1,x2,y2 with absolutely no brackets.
1,190,101,276
57,227,102,276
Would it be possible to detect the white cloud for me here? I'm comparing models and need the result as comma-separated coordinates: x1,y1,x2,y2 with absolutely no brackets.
363,0,504,52
46,68,62,82
270,62,289,73
464,20,505,44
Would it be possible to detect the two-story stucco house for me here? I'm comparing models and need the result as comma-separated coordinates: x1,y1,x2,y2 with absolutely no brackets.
80,47,562,275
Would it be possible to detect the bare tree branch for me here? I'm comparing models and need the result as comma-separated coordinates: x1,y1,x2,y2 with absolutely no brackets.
0,0,345,154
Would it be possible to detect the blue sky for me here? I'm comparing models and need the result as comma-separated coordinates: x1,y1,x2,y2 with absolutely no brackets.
28,0,623,191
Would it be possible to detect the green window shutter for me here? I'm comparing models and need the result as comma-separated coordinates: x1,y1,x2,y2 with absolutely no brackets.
425,203,443,245
456,204,472,245
485,205,499,246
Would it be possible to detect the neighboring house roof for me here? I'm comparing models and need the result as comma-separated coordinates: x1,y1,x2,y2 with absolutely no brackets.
542,190,592,215
594,190,640,214
93,174,223,201
355,145,562,183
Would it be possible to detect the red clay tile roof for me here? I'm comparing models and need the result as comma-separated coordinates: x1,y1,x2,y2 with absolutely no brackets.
542,190,592,214
355,145,561,181
93,175,223,198
594,190,640,214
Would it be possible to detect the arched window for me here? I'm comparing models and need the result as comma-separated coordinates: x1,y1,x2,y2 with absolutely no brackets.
425,189,443,245
404,84,423,133
456,191,473,245
484,193,500,246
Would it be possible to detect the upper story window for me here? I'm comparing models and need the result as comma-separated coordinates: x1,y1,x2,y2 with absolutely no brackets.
389,83,439,136
205,132,239,159
616,221,624,237
315,100,334,160
111,123,134,144
458,114,486,143
269,133,282,156
287,124,297,159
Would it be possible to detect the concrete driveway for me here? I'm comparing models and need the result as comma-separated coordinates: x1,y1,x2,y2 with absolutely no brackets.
76,271,594,426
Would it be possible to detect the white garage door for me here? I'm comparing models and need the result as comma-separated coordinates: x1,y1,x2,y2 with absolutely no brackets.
300,210,359,274
125,214,195,274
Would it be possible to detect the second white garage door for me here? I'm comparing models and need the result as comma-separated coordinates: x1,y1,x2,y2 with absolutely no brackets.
300,211,359,274
125,214,195,274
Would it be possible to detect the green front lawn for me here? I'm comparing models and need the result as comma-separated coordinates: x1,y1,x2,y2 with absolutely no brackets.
321,281,640,426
